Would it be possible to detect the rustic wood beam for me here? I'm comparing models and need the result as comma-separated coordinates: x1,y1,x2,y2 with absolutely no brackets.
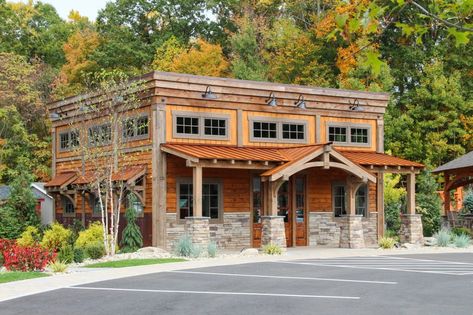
406,173,416,215
193,166,203,217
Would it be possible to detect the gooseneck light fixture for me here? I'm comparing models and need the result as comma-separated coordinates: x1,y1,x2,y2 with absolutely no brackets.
349,99,364,111
266,92,277,107
295,95,306,109
202,86,217,99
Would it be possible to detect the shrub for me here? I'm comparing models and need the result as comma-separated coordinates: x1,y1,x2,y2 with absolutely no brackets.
174,235,193,257
207,242,217,258
433,228,452,247
41,223,71,251
73,247,85,263
463,191,473,213
120,195,143,253
453,234,471,248
0,252,4,266
190,245,202,258
3,244,55,271
17,226,41,247
84,242,105,260
75,222,103,249
67,219,84,245
451,227,473,238
0,239,15,253
379,237,396,249
57,245,74,264
49,260,68,273
262,243,283,255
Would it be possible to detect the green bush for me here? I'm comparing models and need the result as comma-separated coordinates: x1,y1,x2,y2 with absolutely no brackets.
463,191,473,213
84,242,105,260
433,228,452,247
379,237,396,249
174,235,193,257
48,260,68,273
67,219,84,245
451,227,473,238
0,252,4,266
120,195,143,253
190,245,202,258
73,247,85,263
75,222,103,249
57,245,74,264
17,226,41,247
262,243,283,255
453,234,471,248
41,223,72,251
207,242,217,258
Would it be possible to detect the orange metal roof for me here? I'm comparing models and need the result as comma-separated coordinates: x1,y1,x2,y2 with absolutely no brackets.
161,143,324,162
111,165,146,182
44,172,77,188
341,151,424,168
73,172,97,185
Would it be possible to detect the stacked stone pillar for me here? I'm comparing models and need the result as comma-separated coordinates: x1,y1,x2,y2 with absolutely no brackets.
185,217,210,247
261,216,286,248
339,215,365,248
400,214,423,244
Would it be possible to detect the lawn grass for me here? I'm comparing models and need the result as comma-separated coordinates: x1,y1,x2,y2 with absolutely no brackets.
0,271,49,284
85,258,186,268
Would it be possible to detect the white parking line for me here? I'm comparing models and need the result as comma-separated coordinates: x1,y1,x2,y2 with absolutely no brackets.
67,286,360,300
166,270,397,285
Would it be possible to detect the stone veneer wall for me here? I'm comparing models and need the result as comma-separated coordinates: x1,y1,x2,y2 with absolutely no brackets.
165,212,251,251
308,212,378,247
400,214,424,244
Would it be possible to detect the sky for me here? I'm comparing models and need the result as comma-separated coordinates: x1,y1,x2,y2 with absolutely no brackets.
19,0,110,21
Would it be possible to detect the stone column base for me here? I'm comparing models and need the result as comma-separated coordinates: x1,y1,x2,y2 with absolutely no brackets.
261,216,286,248
400,214,423,244
185,217,210,247
339,215,365,249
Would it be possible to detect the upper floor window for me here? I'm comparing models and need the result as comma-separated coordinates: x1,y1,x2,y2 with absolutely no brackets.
59,130,79,151
250,117,308,143
88,124,111,147
123,115,149,140
327,123,370,146
355,184,368,216
173,111,229,140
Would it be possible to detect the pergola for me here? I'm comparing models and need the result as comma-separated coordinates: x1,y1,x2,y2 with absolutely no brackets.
433,151,473,221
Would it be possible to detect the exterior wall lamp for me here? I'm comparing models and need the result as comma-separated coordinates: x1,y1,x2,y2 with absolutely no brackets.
266,92,277,106
202,86,217,99
349,99,364,111
295,95,306,109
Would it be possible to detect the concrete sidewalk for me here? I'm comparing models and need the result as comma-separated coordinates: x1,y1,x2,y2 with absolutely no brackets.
1,246,471,303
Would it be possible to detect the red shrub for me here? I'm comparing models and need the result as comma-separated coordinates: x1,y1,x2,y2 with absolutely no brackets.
0,239,15,253
3,244,56,272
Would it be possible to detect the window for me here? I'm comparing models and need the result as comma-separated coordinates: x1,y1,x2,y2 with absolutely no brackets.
249,117,307,143
62,196,75,215
253,121,277,139
327,123,371,146
204,118,226,136
126,194,144,217
355,184,368,216
282,123,305,140
90,195,102,216
176,116,199,135
178,181,222,220
88,124,111,147
295,177,305,223
59,130,79,151
173,111,229,139
252,177,262,223
333,184,346,217
123,115,149,140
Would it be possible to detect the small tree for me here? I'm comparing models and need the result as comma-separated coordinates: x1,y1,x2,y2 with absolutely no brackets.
416,172,441,236
463,191,473,213
68,70,145,256
384,173,406,234
120,194,143,253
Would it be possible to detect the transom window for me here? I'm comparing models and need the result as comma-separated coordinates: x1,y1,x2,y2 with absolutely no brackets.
253,122,277,139
333,184,346,217
355,184,368,216
282,123,305,140
328,123,370,146
173,111,229,139
178,181,222,220
204,118,226,136
59,130,79,151
123,115,149,140
250,117,307,143
88,124,111,147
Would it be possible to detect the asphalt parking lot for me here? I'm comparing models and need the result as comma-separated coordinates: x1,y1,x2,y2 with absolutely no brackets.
2,253,473,315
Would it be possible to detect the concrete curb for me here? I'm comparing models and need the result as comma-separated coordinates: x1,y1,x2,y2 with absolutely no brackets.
1,246,472,303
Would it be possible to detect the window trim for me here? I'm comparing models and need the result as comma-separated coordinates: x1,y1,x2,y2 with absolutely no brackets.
58,129,80,152
122,114,150,141
61,196,75,217
88,123,112,147
332,182,347,217
176,177,224,223
248,116,308,144
355,184,369,217
172,110,230,140
326,122,372,147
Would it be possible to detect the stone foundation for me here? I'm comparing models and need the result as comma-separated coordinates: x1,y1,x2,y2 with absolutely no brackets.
261,216,286,248
339,215,365,248
362,212,378,247
185,217,210,247
309,212,340,247
400,214,423,244
165,212,251,251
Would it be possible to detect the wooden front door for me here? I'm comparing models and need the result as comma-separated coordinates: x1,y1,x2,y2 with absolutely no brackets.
294,176,307,246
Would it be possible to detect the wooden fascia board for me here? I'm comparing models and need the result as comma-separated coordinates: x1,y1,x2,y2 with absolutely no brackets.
161,146,199,163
